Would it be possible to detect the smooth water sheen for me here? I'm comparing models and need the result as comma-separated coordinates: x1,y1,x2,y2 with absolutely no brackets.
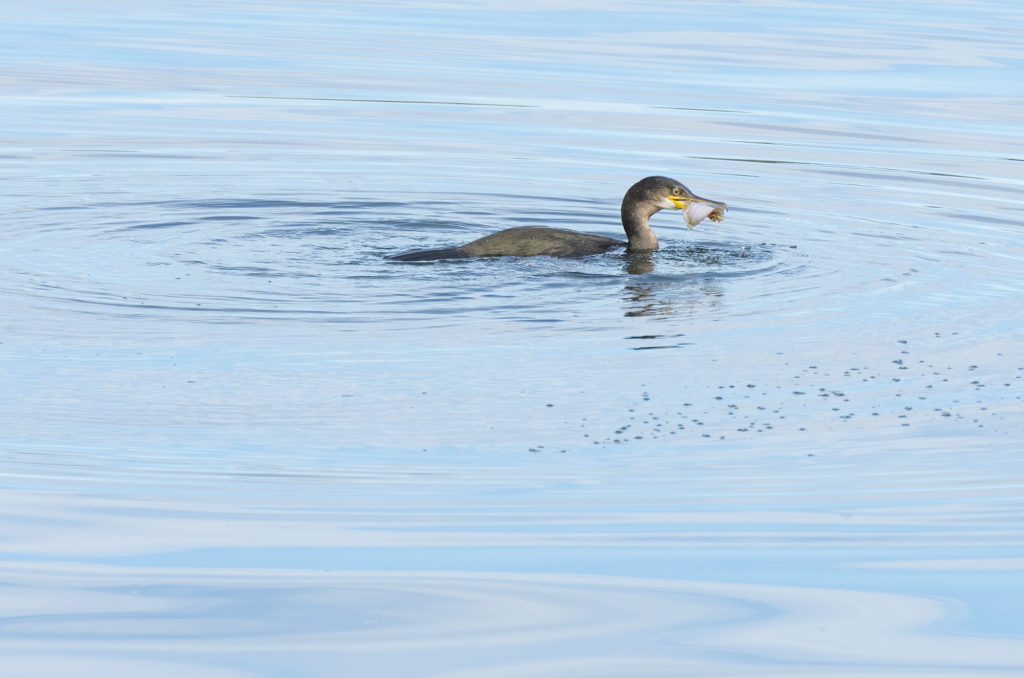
2,2,1023,676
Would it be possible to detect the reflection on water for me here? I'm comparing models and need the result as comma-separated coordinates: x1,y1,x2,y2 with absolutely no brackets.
623,251,655,276
3,0,1024,676
622,277,723,319
5,563,1024,677
620,241,779,317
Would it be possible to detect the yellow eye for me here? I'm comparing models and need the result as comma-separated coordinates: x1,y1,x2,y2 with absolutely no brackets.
672,187,680,195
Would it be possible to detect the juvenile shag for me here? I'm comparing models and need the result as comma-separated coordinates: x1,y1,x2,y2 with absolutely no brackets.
390,176,727,261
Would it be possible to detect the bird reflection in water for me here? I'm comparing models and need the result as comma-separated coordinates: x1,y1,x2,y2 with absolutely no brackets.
622,253,724,318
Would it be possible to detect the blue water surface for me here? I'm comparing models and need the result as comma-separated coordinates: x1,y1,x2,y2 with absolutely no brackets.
2,1,1023,676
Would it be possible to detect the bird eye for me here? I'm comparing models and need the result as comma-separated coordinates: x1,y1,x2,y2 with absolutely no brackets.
672,187,680,195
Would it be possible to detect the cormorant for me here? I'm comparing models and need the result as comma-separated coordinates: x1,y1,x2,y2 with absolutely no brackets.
390,175,727,261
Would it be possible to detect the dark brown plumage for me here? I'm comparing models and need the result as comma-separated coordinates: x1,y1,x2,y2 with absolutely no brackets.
390,176,727,261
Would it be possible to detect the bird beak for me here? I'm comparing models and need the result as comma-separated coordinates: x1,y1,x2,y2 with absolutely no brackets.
668,195,729,230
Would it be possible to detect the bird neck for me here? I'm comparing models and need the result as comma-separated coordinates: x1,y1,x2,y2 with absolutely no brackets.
621,203,659,251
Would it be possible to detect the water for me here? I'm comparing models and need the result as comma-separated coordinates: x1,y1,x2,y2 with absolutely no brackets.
3,1,1024,675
